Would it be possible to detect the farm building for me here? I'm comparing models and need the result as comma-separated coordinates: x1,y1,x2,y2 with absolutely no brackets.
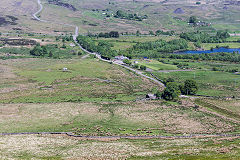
146,93,157,100
115,55,129,60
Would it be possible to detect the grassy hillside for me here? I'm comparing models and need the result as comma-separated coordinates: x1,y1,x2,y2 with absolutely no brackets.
1,0,240,34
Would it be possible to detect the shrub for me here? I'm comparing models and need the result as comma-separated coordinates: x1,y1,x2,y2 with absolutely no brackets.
140,65,146,70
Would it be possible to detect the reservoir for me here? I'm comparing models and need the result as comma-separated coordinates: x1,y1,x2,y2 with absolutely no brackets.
180,47,240,54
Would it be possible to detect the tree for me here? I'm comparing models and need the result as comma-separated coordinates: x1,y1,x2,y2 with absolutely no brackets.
180,79,198,95
156,90,162,98
109,31,119,38
189,16,197,24
30,45,45,56
49,51,53,57
61,43,66,48
133,64,139,69
163,77,175,85
140,65,146,70
136,30,141,36
115,10,126,18
162,82,181,100
123,59,131,65
149,31,154,35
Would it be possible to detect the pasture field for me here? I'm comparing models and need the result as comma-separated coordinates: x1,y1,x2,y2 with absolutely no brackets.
206,99,240,116
0,134,240,159
226,36,240,42
165,59,240,71
196,99,240,120
152,70,240,97
202,43,240,50
134,59,178,70
0,58,161,103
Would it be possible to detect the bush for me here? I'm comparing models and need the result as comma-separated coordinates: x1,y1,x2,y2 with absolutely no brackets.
163,77,175,85
140,65,146,70
133,64,139,69
123,59,131,65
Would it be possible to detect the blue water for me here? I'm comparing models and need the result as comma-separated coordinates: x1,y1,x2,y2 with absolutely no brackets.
179,47,240,54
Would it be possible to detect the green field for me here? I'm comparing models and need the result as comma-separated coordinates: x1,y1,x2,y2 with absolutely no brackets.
202,43,240,50
201,99,240,117
136,59,178,70
152,70,240,97
0,58,161,103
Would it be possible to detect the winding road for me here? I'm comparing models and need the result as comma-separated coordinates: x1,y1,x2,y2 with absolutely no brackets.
33,0,45,21
32,0,165,87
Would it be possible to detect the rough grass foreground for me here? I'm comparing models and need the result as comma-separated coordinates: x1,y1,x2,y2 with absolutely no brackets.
0,101,238,135
0,134,239,159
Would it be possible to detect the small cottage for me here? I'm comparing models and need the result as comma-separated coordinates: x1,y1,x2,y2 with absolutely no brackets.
146,93,157,100
115,55,129,61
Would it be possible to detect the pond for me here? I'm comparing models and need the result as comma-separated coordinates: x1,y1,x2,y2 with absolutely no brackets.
179,47,240,54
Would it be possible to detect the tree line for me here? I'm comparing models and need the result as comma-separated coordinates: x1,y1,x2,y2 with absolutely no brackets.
77,35,118,59
114,10,148,21
160,52,240,63
157,79,198,101
126,39,189,58
180,31,230,43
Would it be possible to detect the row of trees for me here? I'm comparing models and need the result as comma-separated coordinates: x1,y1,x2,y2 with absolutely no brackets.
30,44,49,56
29,43,80,58
161,52,240,62
180,31,230,43
114,10,148,21
160,79,198,100
55,35,73,42
129,39,189,57
96,31,120,38
77,35,118,59
155,30,175,36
